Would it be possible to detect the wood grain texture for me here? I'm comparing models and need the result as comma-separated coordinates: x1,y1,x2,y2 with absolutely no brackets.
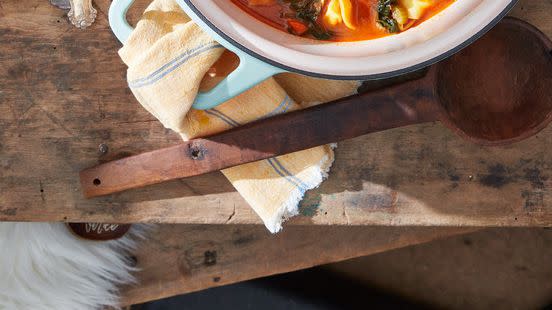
120,225,475,305
1,0,552,226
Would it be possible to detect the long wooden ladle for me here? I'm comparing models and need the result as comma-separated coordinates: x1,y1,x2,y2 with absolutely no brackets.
81,18,552,198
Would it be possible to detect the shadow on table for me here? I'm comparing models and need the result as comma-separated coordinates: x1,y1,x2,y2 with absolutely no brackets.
134,266,429,310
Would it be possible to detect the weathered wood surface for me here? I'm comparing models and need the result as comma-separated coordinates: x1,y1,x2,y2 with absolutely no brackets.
1,0,552,225
120,225,474,305
327,227,552,309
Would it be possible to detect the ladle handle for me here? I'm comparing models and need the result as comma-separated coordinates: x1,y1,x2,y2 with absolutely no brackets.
80,78,439,198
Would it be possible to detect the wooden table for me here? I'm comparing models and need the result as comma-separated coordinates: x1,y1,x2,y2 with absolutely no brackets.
1,0,552,227
1,0,551,305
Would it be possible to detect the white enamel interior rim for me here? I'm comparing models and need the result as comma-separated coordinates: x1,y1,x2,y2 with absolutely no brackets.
188,0,512,77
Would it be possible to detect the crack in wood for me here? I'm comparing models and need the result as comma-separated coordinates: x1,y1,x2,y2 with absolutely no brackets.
39,106,74,137
117,119,159,125
11,90,39,129
342,206,350,225
226,205,236,223
39,180,45,202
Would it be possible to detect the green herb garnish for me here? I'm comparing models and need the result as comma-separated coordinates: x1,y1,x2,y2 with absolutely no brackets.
377,0,400,33
283,0,333,40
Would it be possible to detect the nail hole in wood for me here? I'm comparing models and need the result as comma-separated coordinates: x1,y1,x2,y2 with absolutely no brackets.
189,146,205,160
93,178,101,186
203,250,217,266
98,143,109,155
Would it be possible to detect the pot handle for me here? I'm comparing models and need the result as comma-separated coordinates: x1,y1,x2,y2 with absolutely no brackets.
193,50,284,109
108,0,134,44
108,0,285,110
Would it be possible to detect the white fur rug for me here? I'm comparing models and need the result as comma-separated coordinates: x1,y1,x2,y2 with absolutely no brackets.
0,223,145,309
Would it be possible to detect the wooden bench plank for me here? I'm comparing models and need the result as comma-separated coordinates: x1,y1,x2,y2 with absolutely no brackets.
325,228,552,309
121,225,475,305
1,0,551,226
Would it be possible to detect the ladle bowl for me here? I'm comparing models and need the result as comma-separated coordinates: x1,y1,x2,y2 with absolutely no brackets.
436,19,552,144
81,18,552,198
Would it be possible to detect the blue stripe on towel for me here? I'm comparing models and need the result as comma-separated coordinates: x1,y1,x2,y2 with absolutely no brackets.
205,105,308,192
266,158,307,193
130,43,218,84
262,95,291,119
205,109,241,127
270,157,310,190
129,43,223,88
251,95,292,122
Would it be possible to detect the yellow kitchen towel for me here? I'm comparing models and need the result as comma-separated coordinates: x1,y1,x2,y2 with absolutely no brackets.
119,0,360,232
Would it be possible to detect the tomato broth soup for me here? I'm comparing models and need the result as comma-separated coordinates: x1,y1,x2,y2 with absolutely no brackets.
231,0,456,41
